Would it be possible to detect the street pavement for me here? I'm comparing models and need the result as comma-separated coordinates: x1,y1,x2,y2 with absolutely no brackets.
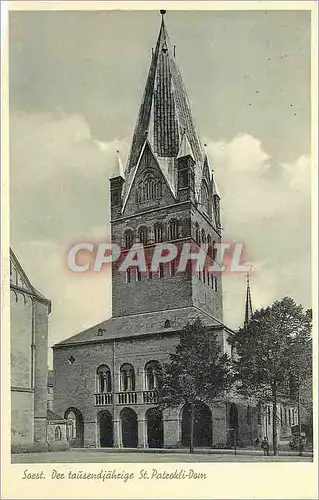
11,449,313,463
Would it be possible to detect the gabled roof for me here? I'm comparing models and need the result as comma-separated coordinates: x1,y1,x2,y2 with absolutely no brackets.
122,139,176,211
47,409,65,422
122,13,205,207
53,306,227,347
10,248,34,293
10,248,51,309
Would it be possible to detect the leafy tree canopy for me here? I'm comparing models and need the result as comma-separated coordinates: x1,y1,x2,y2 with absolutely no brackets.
161,318,233,409
230,297,312,401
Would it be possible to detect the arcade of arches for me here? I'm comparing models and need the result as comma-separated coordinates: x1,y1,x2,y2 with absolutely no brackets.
63,403,232,449
98,407,164,449
63,401,268,449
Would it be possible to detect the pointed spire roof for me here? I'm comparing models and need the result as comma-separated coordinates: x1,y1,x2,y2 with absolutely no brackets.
244,271,253,326
177,131,195,160
123,11,205,201
212,170,221,197
110,150,125,180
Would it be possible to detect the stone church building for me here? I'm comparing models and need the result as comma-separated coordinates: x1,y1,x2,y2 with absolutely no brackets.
10,248,51,451
52,13,297,449
10,249,71,452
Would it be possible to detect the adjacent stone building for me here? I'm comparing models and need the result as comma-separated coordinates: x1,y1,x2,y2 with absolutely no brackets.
52,13,297,450
10,248,51,451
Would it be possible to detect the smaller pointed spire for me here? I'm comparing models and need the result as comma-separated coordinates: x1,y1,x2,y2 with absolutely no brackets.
244,270,253,326
177,131,195,160
212,170,221,198
110,150,125,180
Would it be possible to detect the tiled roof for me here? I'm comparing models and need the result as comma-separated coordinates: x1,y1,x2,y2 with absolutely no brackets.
122,16,206,207
53,306,226,347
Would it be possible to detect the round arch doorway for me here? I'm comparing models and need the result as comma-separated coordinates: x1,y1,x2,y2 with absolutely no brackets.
120,408,138,448
146,407,164,448
98,410,113,448
181,402,212,447
64,407,84,448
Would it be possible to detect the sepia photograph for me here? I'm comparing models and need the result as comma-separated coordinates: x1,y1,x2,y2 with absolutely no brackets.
3,1,316,484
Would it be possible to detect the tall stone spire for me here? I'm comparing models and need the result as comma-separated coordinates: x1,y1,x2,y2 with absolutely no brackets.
244,271,253,326
123,11,205,201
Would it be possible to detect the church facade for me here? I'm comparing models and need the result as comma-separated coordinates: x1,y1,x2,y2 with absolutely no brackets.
52,13,296,450
10,249,72,452
10,248,51,451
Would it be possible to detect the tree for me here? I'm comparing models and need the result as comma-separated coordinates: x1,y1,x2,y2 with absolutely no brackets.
287,308,312,454
230,297,312,456
160,318,232,454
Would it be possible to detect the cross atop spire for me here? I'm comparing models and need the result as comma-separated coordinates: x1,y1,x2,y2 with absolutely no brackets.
160,9,166,22
244,269,253,326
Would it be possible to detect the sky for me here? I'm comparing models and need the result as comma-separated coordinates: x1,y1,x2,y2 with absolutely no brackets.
9,9,312,366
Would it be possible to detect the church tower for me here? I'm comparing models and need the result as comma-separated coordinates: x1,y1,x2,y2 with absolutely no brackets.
54,12,235,450
110,11,223,324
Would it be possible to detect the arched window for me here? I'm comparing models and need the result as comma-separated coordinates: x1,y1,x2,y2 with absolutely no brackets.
207,234,212,257
212,240,217,261
55,426,62,441
97,365,112,393
138,226,148,245
201,228,206,244
154,223,164,243
145,361,163,390
168,219,179,241
124,229,134,249
195,222,200,244
66,411,76,437
120,363,135,392
137,175,162,203
201,182,210,214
